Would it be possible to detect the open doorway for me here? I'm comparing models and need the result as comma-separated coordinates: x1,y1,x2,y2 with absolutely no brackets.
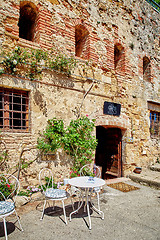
95,126,122,179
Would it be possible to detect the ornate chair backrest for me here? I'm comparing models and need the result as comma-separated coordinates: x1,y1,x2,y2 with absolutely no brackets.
80,164,101,178
0,174,20,202
39,168,54,193
93,165,101,178
80,164,92,176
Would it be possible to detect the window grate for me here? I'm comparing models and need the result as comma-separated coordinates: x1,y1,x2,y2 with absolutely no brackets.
0,88,29,132
150,111,160,137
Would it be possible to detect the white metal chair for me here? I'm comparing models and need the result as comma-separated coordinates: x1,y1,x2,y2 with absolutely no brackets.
39,168,69,224
80,164,101,178
0,174,23,240
65,184,82,211
80,164,102,211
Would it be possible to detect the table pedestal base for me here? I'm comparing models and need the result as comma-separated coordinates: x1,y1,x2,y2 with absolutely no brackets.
69,188,104,230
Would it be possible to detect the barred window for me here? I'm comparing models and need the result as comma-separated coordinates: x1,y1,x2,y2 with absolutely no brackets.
150,111,160,137
0,88,29,132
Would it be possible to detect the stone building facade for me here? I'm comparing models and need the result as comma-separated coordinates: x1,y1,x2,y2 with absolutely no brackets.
0,0,160,184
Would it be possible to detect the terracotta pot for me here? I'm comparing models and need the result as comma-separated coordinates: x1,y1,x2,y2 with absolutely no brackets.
133,167,142,174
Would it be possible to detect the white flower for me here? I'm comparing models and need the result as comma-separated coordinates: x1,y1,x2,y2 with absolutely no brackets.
40,59,45,66
13,59,17,65
13,68,17,72
15,46,18,51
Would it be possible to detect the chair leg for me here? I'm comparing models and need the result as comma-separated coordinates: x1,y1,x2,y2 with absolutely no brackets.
40,199,47,220
14,209,23,231
70,197,75,211
3,217,8,240
61,199,67,225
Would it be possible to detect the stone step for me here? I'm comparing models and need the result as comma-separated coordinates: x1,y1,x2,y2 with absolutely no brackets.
129,166,160,189
149,163,160,172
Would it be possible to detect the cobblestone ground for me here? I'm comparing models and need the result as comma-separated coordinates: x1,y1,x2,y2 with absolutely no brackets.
0,179,160,240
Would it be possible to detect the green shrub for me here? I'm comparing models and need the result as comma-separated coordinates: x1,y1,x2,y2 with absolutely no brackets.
0,176,13,200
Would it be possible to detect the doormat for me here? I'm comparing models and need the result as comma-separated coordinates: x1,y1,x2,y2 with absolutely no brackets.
107,182,140,192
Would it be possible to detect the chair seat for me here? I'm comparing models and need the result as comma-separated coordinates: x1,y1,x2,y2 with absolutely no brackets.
45,189,67,199
0,201,15,215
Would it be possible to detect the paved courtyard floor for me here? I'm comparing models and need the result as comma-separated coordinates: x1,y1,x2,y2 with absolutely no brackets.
0,178,160,240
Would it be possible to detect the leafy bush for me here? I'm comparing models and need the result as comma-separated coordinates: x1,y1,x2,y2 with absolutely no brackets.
37,118,65,153
37,116,98,177
18,190,30,197
1,46,77,79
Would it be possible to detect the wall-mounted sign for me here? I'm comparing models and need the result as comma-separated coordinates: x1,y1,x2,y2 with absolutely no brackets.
103,101,121,116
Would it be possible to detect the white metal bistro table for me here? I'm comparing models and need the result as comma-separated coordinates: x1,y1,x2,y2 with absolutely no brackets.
68,176,105,230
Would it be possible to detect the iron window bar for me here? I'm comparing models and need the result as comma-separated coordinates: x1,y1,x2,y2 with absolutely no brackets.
0,88,29,132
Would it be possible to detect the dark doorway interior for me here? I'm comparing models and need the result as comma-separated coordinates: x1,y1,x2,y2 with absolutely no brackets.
95,126,122,179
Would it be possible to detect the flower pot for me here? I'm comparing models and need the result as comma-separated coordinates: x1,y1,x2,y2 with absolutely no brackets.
133,167,142,174
63,178,69,185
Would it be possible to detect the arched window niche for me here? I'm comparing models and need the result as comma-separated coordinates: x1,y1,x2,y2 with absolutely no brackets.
114,43,125,74
75,24,89,59
143,56,151,81
19,1,38,42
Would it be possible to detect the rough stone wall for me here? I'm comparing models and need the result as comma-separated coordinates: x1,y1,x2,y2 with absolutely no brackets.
0,0,160,185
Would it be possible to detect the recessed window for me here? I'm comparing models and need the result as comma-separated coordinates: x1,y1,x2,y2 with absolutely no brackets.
150,111,160,137
0,88,29,132
19,2,37,41
75,24,89,59
143,56,151,81
114,44,125,73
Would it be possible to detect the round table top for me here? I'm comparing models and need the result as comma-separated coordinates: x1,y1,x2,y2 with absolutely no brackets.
68,176,106,188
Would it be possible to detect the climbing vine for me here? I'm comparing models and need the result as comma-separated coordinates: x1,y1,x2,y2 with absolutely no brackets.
0,46,77,80
37,116,98,175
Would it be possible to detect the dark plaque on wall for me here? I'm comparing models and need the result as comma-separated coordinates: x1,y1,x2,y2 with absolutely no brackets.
103,102,121,116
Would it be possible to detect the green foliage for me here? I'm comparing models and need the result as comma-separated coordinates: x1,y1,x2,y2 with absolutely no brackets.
69,170,80,178
28,49,48,80
1,46,77,79
0,132,8,166
154,0,160,5
43,176,57,190
18,185,41,196
49,53,77,75
1,46,27,74
18,190,30,197
0,176,13,200
145,0,160,11
37,116,98,176
37,118,65,153
63,117,98,172
156,154,160,164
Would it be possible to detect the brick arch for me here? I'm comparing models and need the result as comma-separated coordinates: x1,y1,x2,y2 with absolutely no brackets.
95,113,130,130
20,0,38,8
